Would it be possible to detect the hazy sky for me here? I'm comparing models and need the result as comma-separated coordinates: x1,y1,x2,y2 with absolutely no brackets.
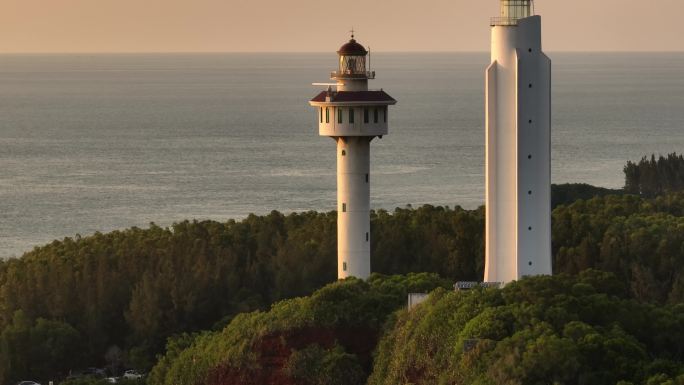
1,0,682,53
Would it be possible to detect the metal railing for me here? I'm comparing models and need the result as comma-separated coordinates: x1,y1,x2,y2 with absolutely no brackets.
331,71,376,79
490,17,519,26
454,281,503,291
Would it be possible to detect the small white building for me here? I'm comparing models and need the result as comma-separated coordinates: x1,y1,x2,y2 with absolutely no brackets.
485,0,552,283
407,293,429,309
309,34,397,280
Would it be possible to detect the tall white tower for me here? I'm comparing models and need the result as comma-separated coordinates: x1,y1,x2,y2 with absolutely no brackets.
309,34,396,279
485,0,552,283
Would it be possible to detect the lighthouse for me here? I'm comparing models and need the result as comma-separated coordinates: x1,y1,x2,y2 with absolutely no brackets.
309,34,396,280
484,0,552,283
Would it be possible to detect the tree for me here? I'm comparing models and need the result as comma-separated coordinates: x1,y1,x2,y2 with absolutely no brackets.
0,311,82,384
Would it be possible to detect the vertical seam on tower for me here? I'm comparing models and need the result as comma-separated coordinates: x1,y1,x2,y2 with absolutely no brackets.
514,51,521,280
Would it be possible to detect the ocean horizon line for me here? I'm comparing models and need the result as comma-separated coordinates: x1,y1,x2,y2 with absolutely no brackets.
1,50,684,55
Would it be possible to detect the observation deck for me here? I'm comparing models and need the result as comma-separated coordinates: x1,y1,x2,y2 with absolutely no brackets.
310,89,395,105
331,70,376,79
490,17,521,26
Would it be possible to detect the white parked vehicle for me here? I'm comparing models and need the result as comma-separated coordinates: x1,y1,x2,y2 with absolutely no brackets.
123,370,144,379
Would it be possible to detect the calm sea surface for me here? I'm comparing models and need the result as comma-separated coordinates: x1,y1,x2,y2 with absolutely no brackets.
1,53,683,258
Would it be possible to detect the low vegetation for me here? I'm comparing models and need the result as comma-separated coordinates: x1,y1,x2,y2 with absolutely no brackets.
147,274,449,385
149,271,684,385
369,270,684,385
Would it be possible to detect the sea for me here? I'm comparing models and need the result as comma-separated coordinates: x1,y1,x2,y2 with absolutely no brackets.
1,52,683,258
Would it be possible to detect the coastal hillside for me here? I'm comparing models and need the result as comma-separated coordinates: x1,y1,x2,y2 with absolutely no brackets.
4,192,684,382
370,271,684,385
150,271,684,385
0,206,483,383
147,274,450,385
1,154,684,383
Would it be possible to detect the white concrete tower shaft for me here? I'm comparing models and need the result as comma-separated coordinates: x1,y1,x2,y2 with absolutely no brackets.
337,136,371,278
485,0,552,283
309,35,396,280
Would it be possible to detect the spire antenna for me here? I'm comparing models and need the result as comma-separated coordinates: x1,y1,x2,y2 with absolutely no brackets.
350,28,355,39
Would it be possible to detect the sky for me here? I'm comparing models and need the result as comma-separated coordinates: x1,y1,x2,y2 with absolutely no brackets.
1,0,682,53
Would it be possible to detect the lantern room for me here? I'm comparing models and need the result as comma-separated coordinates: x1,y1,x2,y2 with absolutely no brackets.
492,0,534,26
331,34,375,80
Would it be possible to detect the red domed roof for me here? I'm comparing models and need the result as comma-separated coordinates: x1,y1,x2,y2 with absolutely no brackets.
337,38,368,56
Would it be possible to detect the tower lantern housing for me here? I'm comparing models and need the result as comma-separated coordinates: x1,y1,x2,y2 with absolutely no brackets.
493,0,534,26
333,37,374,80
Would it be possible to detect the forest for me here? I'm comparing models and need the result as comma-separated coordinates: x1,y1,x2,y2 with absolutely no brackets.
149,271,684,385
370,271,684,385
0,152,683,384
624,153,684,197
